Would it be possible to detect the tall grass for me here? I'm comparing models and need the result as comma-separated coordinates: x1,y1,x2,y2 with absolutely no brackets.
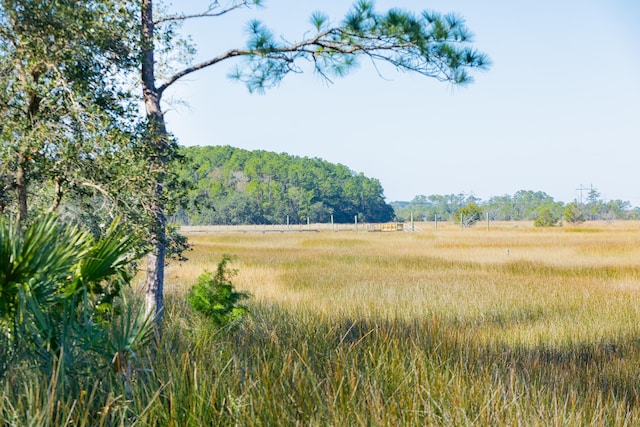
4,221,640,425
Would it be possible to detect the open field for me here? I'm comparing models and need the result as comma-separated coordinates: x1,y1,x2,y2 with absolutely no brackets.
7,221,639,425
153,221,640,425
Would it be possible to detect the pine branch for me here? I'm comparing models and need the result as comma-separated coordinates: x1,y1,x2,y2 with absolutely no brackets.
157,5,490,95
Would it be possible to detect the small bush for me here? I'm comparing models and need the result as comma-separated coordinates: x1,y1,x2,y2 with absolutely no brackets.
187,255,249,326
454,203,483,227
534,207,560,227
564,202,585,224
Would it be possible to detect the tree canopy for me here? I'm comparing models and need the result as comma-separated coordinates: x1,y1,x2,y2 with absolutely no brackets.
0,0,141,230
175,145,394,225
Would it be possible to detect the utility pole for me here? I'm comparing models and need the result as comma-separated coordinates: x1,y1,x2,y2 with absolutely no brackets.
576,184,588,205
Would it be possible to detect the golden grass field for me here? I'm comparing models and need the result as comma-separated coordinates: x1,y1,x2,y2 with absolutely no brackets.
156,220,640,425
174,221,640,344
7,226,640,426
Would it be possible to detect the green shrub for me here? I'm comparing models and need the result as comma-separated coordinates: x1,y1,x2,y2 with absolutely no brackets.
454,203,483,227
187,255,249,326
534,207,560,227
0,214,152,389
564,202,585,224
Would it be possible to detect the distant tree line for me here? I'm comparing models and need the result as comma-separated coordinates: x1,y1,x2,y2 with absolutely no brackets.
174,146,395,225
173,147,637,227
393,190,638,226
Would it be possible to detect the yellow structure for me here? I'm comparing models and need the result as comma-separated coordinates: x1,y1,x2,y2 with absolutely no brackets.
367,223,404,232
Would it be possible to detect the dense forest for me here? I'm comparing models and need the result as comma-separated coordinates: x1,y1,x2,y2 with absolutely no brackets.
174,145,395,225
174,146,637,226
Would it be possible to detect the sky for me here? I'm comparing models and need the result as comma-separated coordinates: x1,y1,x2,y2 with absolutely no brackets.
162,1,640,206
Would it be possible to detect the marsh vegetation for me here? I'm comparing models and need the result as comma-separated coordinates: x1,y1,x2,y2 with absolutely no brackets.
4,221,640,425
167,221,640,425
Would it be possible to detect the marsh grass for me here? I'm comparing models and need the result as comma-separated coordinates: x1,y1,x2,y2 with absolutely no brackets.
171,221,640,425
4,221,640,425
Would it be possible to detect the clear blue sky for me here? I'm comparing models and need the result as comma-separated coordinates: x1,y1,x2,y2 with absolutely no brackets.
163,1,640,206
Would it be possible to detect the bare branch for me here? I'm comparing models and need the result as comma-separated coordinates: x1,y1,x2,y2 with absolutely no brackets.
157,48,246,95
80,181,113,199
154,0,255,25
46,178,66,214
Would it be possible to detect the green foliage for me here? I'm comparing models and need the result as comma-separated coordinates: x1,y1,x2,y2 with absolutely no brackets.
187,255,249,327
0,0,139,222
394,189,636,222
0,214,151,388
232,1,490,93
454,202,483,227
493,190,563,221
534,206,560,227
393,193,480,222
564,202,586,224
166,222,191,263
175,145,395,225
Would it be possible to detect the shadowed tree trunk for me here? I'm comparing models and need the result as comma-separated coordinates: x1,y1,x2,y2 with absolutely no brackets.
141,0,168,321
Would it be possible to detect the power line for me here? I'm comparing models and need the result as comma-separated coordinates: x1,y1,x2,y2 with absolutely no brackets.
576,184,589,205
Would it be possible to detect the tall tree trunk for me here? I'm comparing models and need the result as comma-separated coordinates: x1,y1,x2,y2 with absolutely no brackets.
141,0,168,321
145,179,166,321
